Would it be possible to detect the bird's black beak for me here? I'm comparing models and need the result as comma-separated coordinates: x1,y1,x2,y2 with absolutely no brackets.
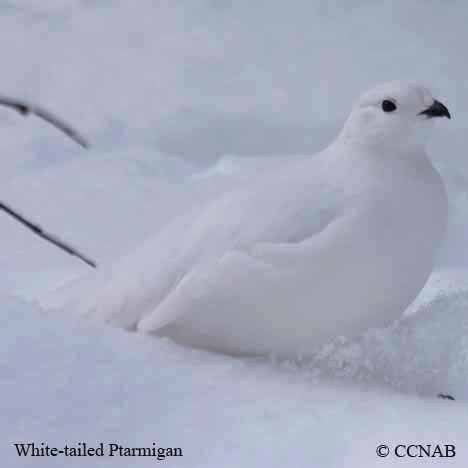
419,99,451,119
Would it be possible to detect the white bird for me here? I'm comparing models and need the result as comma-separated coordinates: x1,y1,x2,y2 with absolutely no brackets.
77,81,450,357
0,96,96,268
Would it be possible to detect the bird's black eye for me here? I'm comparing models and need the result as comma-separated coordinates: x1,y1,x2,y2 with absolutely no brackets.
381,100,397,113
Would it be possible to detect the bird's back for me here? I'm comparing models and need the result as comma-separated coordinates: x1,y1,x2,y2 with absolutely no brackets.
75,148,347,329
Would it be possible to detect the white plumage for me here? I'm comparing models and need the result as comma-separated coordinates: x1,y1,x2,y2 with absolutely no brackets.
77,81,449,358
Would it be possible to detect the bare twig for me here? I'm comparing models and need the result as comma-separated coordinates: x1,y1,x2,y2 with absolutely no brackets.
0,201,96,268
0,95,90,148
0,95,95,267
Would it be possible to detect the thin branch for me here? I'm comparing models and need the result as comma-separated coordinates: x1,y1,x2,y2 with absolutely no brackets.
0,200,97,268
0,95,90,148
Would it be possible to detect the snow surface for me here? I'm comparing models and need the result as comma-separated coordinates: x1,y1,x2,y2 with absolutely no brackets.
2,1,468,466
3,293,468,468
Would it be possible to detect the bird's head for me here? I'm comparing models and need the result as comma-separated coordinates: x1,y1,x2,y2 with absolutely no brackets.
339,81,450,151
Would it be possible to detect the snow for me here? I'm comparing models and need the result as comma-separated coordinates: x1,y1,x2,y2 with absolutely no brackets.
3,294,468,468
2,1,468,466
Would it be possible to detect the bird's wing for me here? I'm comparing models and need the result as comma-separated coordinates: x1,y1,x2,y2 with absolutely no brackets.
0,201,96,268
136,249,281,333
136,210,354,333
0,95,89,148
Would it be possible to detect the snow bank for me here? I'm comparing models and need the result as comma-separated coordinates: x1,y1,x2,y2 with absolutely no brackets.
2,294,468,468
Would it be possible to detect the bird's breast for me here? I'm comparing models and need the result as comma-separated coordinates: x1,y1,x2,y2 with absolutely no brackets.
349,161,448,285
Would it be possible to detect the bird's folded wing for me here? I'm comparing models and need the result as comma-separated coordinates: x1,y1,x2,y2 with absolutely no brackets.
136,214,351,333
75,158,346,329
137,249,281,333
